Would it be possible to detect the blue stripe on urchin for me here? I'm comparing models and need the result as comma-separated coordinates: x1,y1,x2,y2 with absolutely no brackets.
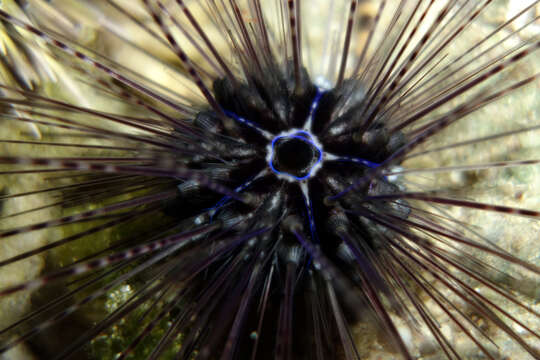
0,1,539,360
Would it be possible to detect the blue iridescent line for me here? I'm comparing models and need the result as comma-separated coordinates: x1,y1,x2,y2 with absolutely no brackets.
334,156,380,168
223,109,269,136
207,177,256,221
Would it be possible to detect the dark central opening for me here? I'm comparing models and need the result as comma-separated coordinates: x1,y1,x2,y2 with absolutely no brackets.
270,132,322,180
277,138,313,170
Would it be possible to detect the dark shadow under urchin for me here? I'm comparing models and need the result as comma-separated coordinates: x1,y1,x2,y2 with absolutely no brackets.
0,0,539,359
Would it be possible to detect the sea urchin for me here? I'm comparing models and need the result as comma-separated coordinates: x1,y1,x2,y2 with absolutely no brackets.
0,1,539,359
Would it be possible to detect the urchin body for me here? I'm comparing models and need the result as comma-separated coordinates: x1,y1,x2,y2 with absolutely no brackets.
160,67,410,358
